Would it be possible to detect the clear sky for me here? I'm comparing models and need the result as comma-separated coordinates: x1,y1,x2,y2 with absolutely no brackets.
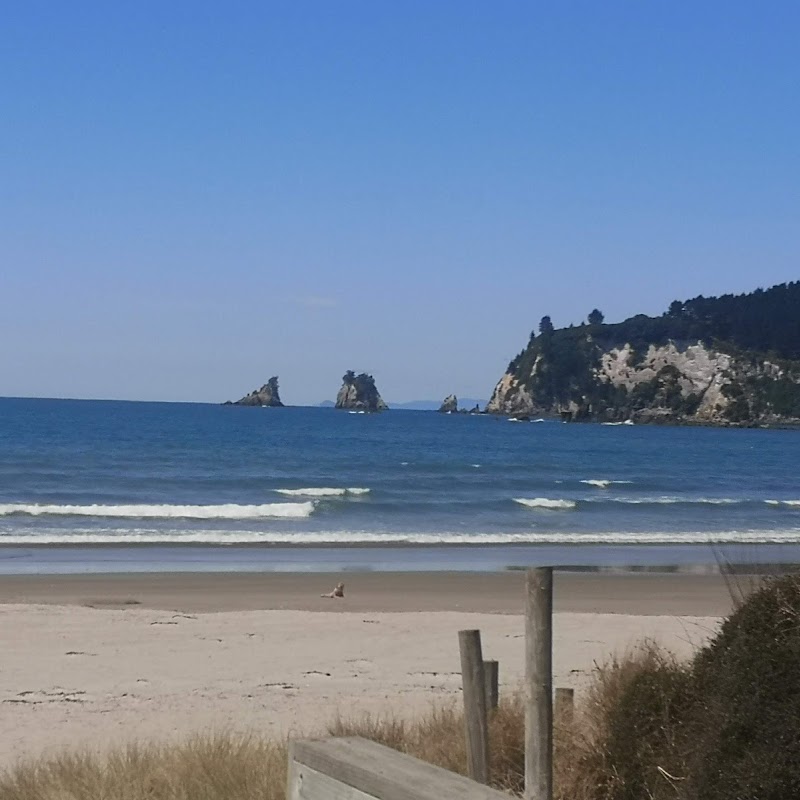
3,2,798,404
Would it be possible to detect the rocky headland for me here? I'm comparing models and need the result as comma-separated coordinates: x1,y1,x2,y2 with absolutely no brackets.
335,371,388,411
227,376,284,407
487,282,800,426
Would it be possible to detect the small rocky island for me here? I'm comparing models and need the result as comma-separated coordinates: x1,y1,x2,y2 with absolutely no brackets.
226,376,285,407
335,371,388,411
438,394,458,413
438,394,483,414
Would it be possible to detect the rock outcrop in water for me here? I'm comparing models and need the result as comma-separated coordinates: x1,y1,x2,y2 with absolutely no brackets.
488,282,800,426
438,394,458,413
228,376,285,407
335,371,388,411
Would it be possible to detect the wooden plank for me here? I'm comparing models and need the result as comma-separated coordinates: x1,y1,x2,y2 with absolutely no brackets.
459,629,490,783
288,759,377,800
290,737,509,800
524,567,553,800
483,659,499,711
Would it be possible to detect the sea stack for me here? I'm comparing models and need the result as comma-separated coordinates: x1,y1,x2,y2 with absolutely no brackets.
438,394,458,413
335,371,388,411
229,376,285,407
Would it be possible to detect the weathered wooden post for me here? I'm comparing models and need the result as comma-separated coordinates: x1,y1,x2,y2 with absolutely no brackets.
483,659,499,711
525,567,553,800
458,629,490,784
554,687,574,728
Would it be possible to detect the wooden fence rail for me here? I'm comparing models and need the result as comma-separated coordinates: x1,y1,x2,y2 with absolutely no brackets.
288,737,510,800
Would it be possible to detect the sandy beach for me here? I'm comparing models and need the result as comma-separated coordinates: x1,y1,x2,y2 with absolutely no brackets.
0,572,729,765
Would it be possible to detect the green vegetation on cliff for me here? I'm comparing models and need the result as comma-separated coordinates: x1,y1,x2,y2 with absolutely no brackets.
494,282,800,424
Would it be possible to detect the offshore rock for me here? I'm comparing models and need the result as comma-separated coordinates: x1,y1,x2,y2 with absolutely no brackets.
438,394,458,413
335,371,388,412
230,376,285,407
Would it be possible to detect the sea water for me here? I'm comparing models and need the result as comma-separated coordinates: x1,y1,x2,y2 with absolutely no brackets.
1,397,798,573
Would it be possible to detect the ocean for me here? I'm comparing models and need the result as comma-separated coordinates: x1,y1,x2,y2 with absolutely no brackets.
1,397,799,573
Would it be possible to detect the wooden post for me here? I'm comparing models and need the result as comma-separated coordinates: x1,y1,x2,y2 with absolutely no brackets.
554,687,574,728
458,629,490,784
525,567,553,800
483,659,499,711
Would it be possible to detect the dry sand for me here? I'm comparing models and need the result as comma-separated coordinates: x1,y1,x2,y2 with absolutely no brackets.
0,571,729,765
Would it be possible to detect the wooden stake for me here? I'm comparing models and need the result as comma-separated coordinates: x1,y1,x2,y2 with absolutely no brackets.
555,687,574,728
483,659,499,711
525,568,553,800
458,629,490,784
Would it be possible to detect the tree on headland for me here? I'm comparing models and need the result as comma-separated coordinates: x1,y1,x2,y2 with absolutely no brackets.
538,315,554,336
588,308,604,325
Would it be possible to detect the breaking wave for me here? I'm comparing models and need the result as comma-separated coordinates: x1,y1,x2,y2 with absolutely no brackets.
2,529,800,545
276,487,370,497
514,498,577,510
600,497,742,505
766,500,800,507
0,502,315,520
580,479,634,489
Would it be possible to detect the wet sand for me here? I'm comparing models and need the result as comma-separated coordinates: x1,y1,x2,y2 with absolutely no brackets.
0,570,740,615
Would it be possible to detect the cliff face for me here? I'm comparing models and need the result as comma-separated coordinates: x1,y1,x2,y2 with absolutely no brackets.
335,372,388,411
231,376,284,407
487,336,800,425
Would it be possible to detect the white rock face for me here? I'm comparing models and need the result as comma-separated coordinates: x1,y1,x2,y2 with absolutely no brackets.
596,343,733,418
486,373,535,415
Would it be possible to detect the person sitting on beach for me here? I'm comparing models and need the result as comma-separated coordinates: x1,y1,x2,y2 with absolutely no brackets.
321,582,344,598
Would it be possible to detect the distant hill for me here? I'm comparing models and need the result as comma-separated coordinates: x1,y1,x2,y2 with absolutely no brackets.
488,281,800,425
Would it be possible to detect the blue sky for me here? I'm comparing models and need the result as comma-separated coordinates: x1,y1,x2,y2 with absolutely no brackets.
3,2,798,404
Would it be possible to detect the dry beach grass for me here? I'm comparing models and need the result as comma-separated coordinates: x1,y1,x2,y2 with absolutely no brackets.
0,648,685,800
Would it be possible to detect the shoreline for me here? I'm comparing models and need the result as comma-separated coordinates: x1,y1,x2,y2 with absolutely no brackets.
1,541,798,577
0,570,742,615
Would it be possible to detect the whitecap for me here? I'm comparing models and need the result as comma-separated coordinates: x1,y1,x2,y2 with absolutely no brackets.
602,497,740,505
581,479,634,489
276,487,370,498
513,497,577,510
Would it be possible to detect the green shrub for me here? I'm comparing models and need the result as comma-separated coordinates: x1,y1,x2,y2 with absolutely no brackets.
685,576,800,800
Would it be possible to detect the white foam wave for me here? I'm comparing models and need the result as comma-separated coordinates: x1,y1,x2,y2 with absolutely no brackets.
514,498,577,510
276,487,370,498
580,479,634,489
0,502,315,520
766,500,800,507
594,497,741,505
2,529,800,545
